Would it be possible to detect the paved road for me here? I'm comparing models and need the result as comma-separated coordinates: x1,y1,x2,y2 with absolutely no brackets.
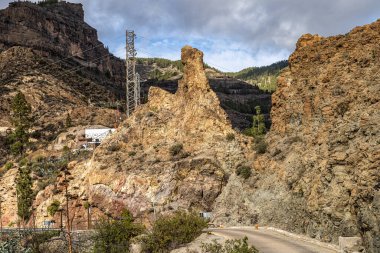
208,228,338,253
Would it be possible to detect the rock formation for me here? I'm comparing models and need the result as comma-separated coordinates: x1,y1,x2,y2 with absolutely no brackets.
0,1,125,88
214,19,380,252
0,1,126,166
30,46,249,227
1,2,378,252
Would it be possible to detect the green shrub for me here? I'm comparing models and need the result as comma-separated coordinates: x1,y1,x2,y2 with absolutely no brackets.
0,236,31,253
169,143,183,157
47,200,60,216
83,201,90,210
142,211,208,252
93,209,144,253
236,166,252,179
201,237,259,253
10,141,23,155
0,162,13,177
4,162,13,170
25,230,60,252
336,102,349,117
226,133,235,141
108,143,121,152
128,151,137,157
253,137,267,154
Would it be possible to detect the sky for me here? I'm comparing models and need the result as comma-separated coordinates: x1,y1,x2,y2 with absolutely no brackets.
1,0,380,71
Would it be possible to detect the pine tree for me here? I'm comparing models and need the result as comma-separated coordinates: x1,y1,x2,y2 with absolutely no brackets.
8,92,32,155
16,162,33,224
252,106,266,136
244,106,266,137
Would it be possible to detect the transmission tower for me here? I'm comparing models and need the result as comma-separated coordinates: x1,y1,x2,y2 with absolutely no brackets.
125,30,141,117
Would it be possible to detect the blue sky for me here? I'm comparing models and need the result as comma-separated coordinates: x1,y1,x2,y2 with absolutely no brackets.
1,0,380,71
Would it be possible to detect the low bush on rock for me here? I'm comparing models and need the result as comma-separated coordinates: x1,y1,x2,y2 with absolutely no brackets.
236,166,252,179
226,133,235,141
253,137,267,154
169,143,183,157
107,143,121,152
93,209,145,253
47,200,61,216
142,211,208,252
201,237,259,253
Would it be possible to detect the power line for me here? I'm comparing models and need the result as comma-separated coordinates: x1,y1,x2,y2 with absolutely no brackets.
135,35,236,73
1,30,126,73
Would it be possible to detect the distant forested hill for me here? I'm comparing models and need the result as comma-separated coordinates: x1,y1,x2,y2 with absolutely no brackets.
227,60,288,92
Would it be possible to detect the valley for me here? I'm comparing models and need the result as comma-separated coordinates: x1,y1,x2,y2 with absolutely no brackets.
0,1,379,253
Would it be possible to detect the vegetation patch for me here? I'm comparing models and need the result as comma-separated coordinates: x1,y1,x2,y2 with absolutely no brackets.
107,143,121,152
169,143,183,157
243,106,266,137
93,210,144,253
236,166,252,179
47,200,61,216
253,137,267,154
128,151,137,157
201,236,259,253
0,162,13,176
226,133,235,141
37,0,59,7
141,211,208,252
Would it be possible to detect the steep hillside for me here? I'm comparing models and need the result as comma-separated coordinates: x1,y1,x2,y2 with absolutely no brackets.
27,46,251,228
214,20,380,252
0,1,125,89
0,1,127,166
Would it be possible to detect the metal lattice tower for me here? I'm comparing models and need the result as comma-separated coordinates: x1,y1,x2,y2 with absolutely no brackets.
125,30,141,117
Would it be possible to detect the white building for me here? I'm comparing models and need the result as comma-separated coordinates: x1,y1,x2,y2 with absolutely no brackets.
84,128,115,144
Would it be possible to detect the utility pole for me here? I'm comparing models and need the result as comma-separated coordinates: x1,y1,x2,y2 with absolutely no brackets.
125,30,140,117
0,196,3,234
60,167,73,253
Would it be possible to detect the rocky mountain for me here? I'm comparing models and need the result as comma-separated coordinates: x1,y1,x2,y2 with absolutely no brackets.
29,46,250,229
213,19,380,252
0,1,129,166
0,0,271,144
0,1,125,89
1,1,378,252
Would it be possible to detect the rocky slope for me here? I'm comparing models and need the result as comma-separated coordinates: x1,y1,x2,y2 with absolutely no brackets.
213,19,380,252
0,1,127,166
28,46,251,228
0,1,125,89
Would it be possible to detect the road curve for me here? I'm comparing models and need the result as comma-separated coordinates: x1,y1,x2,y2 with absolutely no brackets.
207,227,338,253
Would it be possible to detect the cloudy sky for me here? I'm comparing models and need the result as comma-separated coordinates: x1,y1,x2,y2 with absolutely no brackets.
1,0,380,71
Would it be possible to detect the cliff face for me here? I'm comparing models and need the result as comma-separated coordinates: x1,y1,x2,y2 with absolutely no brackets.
214,20,380,252
0,1,125,88
30,46,250,227
0,2,127,166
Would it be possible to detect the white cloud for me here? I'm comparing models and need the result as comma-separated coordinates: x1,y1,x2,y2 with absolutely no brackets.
1,0,379,70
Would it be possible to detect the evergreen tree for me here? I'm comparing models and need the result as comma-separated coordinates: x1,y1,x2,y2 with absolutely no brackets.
244,106,266,137
16,162,33,223
252,106,266,136
8,92,32,155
